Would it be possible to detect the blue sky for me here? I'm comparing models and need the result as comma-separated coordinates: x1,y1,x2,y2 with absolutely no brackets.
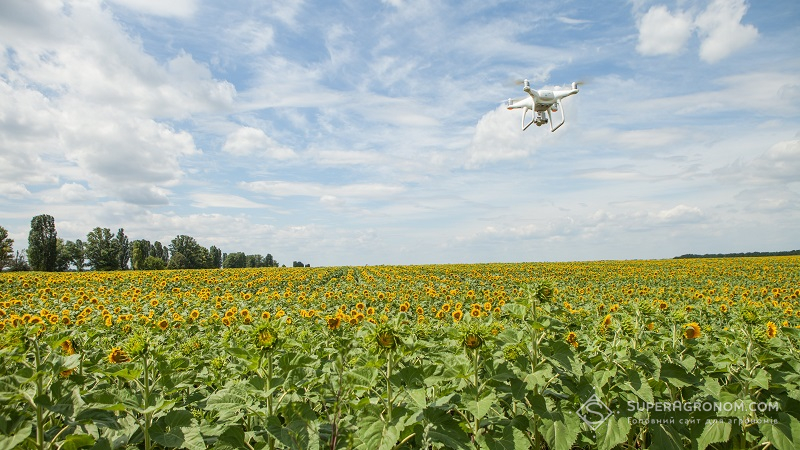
1,0,798,266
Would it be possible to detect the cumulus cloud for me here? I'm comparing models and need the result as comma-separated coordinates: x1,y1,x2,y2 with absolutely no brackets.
635,0,757,62
222,127,296,159
715,139,800,185
695,0,758,63
466,106,548,168
0,0,236,206
636,5,694,56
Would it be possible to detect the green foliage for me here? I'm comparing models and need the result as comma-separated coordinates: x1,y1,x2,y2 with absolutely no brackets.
0,226,13,270
84,227,121,271
0,258,798,449
27,214,58,271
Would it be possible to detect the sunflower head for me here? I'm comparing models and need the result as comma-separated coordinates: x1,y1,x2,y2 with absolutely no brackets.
766,321,778,339
326,316,341,330
372,322,400,352
108,347,130,364
683,322,702,339
463,333,483,350
566,331,578,348
534,281,555,303
60,339,77,355
376,328,397,351
253,323,279,351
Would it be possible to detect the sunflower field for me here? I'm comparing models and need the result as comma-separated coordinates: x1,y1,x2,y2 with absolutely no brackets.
1,257,799,450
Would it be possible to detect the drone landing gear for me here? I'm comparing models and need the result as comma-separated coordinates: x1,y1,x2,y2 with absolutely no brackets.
521,100,566,132
521,109,547,131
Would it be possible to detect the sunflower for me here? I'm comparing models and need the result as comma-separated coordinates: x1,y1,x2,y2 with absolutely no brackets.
61,340,76,355
766,321,778,339
254,324,278,350
327,316,341,330
190,309,200,320
719,304,728,313
601,314,612,328
463,333,483,350
376,325,397,350
157,319,169,331
470,308,481,318
452,310,463,322
108,347,130,364
683,322,702,339
566,332,578,348
150,299,159,307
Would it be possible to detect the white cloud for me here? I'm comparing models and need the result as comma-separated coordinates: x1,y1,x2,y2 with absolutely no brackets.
107,0,198,18
635,0,758,63
695,0,758,63
466,106,548,168
222,127,296,159
227,21,275,54
240,180,405,200
0,182,30,199
636,5,694,56
190,193,267,209
715,139,800,185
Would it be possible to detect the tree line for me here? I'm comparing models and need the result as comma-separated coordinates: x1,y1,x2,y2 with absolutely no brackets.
674,250,800,259
0,214,310,272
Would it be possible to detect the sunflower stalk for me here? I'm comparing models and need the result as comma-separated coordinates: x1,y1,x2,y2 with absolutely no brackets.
386,349,393,422
142,347,152,450
472,347,480,438
32,335,45,450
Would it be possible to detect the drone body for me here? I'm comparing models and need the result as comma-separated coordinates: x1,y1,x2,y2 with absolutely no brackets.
507,80,580,132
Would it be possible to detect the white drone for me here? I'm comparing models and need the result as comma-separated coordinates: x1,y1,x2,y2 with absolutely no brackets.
506,79,581,132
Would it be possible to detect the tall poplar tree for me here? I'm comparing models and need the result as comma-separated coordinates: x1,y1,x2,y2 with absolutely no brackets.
28,214,58,271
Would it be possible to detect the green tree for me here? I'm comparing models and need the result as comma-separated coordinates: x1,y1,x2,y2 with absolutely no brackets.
209,245,222,269
0,226,13,270
131,240,150,270
55,239,71,272
142,256,166,270
246,254,263,268
265,253,278,267
167,251,189,269
152,241,168,263
169,235,209,269
223,252,247,268
27,214,58,271
116,228,130,270
63,239,86,272
85,227,119,271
